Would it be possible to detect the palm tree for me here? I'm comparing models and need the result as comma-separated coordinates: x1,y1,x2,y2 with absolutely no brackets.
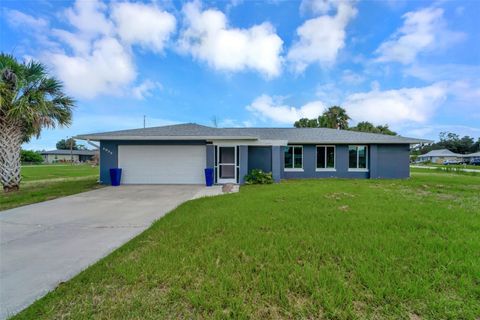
0,54,75,192
320,106,350,130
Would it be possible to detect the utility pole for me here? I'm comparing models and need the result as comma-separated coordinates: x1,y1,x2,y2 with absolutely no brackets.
143,115,146,128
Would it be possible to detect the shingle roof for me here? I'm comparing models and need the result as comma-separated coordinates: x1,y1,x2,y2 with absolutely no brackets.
76,123,430,144
41,149,98,155
419,149,461,157
465,151,480,157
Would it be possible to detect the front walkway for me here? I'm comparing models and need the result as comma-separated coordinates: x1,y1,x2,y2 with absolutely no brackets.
0,185,222,319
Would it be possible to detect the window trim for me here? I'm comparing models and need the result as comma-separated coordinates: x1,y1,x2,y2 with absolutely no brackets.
348,145,369,172
284,145,304,171
315,145,336,171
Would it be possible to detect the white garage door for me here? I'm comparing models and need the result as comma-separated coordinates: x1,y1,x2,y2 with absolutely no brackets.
118,145,206,184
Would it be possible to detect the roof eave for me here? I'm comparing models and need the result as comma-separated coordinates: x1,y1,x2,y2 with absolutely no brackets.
75,135,259,141
287,140,431,145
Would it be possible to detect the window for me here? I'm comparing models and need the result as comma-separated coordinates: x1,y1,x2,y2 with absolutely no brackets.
284,146,303,170
349,145,368,170
316,146,335,170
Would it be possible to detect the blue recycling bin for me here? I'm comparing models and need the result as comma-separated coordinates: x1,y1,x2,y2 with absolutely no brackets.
204,168,214,187
109,168,122,186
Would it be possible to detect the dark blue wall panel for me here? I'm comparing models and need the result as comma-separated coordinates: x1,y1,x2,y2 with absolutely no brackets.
248,146,272,172
99,141,118,184
372,144,410,178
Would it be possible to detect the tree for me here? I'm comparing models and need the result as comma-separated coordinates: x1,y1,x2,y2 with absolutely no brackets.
294,118,319,128
321,106,350,130
376,124,397,136
350,121,397,136
294,106,350,129
56,138,78,150
0,54,75,192
415,132,479,155
20,150,44,164
471,138,480,153
351,121,376,133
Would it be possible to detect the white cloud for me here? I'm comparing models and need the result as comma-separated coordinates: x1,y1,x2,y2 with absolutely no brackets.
405,63,480,82
64,0,113,37
246,94,325,124
111,2,176,53
344,83,448,125
341,69,365,85
5,9,48,29
300,0,340,15
178,1,283,77
287,1,357,72
248,83,449,126
49,37,136,99
132,80,163,100
33,0,178,99
375,6,465,64
401,124,480,140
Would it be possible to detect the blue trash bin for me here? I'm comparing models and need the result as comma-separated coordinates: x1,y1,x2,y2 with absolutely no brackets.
204,168,214,187
109,168,122,186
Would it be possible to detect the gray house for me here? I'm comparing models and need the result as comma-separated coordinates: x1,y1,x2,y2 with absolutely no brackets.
416,149,463,164
40,149,98,163
76,123,428,185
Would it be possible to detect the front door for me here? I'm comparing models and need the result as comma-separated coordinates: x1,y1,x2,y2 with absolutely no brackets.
217,146,236,184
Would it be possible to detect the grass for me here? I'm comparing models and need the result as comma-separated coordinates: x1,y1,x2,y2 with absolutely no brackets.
411,166,479,177
13,171,480,319
0,165,100,211
413,163,480,170
21,164,99,182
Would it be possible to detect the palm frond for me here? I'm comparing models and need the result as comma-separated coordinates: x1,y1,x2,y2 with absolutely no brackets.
0,53,75,139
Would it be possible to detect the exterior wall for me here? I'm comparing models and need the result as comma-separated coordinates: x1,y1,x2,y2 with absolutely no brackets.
239,146,248,184
79,154,95,162
44,154,80,163
98,140,411,184
371,144,410,179
417,155,462,164
279,144,410,180
272,146,281,182
247,146,272,172
99,140,206,185
280,145,369,179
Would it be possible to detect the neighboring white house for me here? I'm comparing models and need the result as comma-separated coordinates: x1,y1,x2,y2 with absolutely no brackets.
416,149,463,164
463,151,480,163
40,150,98,163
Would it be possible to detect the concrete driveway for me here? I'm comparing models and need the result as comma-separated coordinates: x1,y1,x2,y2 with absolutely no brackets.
0,185,220,319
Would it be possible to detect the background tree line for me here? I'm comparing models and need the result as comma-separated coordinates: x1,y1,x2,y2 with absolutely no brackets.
293,106,397,136
412,132,480,155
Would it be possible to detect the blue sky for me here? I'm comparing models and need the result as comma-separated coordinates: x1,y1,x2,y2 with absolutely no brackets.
1,0,479,150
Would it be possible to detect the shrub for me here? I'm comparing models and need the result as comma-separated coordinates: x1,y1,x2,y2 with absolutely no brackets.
21,150,44,164
244,169,274,185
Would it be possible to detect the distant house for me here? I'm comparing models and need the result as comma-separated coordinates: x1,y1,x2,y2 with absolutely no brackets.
463,151,480,163
40,150,98,163
417,149,463,164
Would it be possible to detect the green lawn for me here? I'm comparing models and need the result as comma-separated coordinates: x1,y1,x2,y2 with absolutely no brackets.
413,163,480,170
0,165,100,211
21,164,99,182
13,171,480,319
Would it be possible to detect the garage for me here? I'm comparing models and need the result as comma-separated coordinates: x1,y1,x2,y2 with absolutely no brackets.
118,145,206,184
